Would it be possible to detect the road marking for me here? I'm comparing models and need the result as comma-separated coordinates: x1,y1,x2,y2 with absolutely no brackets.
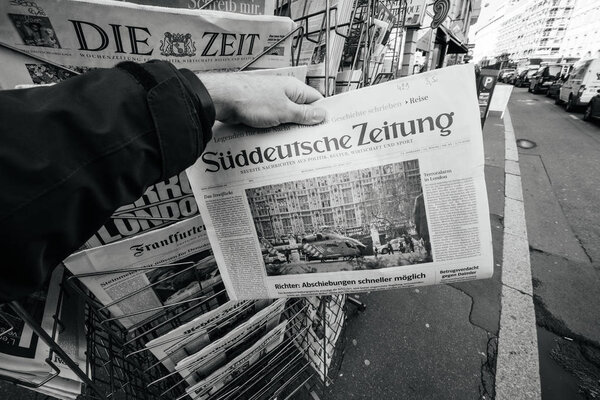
545,100,552,104
569,114,579,120
495,110,542,400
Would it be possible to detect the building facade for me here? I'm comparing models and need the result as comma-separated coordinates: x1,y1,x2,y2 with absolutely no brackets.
496,0,576,63
247,160,422,240
559,1,600,60
397,0,481,76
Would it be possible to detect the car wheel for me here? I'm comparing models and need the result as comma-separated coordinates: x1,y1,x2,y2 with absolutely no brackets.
555,96,563,105
528,86,532,92
565,96,575,112
584,104,593,121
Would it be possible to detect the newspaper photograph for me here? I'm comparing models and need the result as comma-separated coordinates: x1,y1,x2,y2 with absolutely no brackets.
176,298,286,384
0,0,295,87
186,63,493,300
63,215,219,329
145,299,270,371
185,320,288,400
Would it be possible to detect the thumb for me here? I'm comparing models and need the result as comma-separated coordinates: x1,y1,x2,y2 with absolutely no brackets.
286,103,327,125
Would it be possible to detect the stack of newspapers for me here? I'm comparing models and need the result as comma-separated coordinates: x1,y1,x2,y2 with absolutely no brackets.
0,267,87,400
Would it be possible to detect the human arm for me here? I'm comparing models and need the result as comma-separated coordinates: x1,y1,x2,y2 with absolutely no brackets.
0,61,326,302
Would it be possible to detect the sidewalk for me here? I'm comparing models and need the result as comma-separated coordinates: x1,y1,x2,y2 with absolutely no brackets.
324,113,536,399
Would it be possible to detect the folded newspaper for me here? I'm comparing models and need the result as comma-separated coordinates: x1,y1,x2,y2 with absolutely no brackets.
144,299,270,372
0,0,295,88
185,320,288,400
175,298,285,384
186,63,493,300
63,215,221,329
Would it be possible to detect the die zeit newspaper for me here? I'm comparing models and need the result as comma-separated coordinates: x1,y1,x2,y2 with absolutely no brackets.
186,64,493,300
0,0,295,89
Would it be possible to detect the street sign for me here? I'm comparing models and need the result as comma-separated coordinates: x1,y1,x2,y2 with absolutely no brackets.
477,68,499,127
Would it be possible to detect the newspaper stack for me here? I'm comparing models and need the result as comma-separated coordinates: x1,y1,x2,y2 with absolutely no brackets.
291,0,356,95
0,267,87,400
0,0,297,89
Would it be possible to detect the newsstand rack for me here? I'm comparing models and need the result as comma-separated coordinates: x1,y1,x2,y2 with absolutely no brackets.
0,0,412,398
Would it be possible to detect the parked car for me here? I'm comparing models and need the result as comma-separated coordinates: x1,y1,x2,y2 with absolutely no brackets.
376,238,404,254
506,72,520,85
498,68,516,82
546,80,563,99
514,68,538,88
501,71,516,83
529,64,562,94
583,89,600,122
558,58,600,111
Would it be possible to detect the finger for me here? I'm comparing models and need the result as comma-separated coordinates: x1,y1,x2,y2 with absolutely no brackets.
285,103,327,125
285,80,324,104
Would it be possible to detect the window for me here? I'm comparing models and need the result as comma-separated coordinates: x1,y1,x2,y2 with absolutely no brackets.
342,188,353,204
256,201,269,216
323,213,334,225
261,221,273,238
320,192,331,208
302,216,313,231
345,209,356,226
282,218,291,232
298,195,309,210
277,198,288,213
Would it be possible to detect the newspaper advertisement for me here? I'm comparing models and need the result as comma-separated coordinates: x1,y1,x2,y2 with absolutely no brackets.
145,299,270,371
124,0,276,15
185,320,288,400
63,215,219,329
176,298,286,384
0,0,296,88
186,64,493,300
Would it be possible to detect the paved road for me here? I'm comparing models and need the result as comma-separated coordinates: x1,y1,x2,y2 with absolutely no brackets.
508,86,600,400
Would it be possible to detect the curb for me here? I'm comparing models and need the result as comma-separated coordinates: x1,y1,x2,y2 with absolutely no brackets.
494,110,542,399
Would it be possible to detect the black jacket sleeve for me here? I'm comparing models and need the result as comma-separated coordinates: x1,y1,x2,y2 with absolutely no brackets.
0,60,215,303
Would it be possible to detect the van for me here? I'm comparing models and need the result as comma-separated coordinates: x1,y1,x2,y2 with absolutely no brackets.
558,58,600,111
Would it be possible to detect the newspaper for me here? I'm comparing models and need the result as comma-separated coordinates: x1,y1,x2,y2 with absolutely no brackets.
290,295,344,380
0,266,86,399
186,63,493,300
63,215,219,329
0,0,296,88
145,299,270,371
176,298,286,384
185,320,288,400
122,0,276,15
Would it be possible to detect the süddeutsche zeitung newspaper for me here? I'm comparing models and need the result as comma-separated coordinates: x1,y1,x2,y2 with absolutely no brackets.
187,63,493,300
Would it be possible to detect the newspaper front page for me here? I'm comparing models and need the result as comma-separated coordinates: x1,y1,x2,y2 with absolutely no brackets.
63,215,218,329
186,64,493,300
0,0,295,88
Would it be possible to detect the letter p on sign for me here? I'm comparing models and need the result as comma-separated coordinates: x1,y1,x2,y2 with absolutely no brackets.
483,77,495,90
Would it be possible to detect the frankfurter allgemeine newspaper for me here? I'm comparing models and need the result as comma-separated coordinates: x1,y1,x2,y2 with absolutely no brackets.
186,64,493,300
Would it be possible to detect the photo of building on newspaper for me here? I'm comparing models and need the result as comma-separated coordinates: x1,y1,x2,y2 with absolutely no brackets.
245,159,432,276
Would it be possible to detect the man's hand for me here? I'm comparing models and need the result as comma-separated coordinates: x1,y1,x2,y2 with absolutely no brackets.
198,73,327,128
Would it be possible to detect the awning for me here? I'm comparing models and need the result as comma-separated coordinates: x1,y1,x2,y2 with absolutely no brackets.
437,25,469,54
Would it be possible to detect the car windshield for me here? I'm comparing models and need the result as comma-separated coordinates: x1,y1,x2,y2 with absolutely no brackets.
548,65,562,76
527,70,537,77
